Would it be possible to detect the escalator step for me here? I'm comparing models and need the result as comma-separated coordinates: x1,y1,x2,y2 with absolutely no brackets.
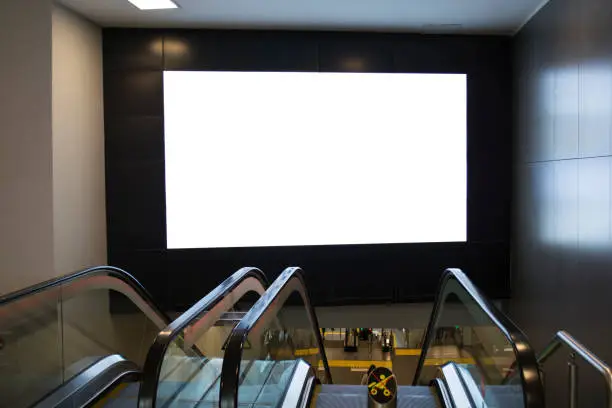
97,383,139,408
315,385,438,408
483,385,523,408
316,390,365,408
397,386,438,408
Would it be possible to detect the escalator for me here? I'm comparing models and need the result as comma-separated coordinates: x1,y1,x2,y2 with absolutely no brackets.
0,266,269,408
5,262,612,407
0,265,549,407
217,267,545,408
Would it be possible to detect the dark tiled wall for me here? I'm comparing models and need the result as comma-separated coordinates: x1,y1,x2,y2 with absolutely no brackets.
103,29,513,310
512,0,612,405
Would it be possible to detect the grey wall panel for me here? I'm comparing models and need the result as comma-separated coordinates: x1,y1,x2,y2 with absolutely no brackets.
512,0,612,405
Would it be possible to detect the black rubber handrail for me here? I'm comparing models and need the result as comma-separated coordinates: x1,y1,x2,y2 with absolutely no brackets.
219,267,332,408
0,265,171,325
412,268,545,408
138,267,268,408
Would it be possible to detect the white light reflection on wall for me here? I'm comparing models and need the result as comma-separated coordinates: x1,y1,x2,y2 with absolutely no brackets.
533,62,612,250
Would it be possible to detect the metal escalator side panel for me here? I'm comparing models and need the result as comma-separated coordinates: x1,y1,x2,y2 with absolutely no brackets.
138,267,269,408
454,365,489,408
0,266,171,408
437,363,476,408
219,267,332,408
279,360,315,408
432,378,454,408
436,361,526,408
33,354,140,408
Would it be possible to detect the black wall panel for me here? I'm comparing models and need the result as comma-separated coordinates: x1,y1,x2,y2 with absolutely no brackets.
103,30,164,71
103,29,513,310
512,0,612,405
318,34,394,72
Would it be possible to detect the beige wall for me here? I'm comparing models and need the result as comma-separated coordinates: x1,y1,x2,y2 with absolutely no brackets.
52,5,106,274
0,3,106,296
0,0,55,295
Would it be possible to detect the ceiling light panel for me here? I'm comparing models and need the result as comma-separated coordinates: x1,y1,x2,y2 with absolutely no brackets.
127,0,178,10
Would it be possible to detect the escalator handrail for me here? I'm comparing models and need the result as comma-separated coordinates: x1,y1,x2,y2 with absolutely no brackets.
412,268,544,408
0,265,171,325
138,266,268,408
219,267,332,408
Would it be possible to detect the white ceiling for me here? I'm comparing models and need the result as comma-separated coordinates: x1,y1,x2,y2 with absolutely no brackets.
59,0,548,35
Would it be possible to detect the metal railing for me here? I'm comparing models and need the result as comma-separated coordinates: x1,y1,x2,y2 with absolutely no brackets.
538,330,612,408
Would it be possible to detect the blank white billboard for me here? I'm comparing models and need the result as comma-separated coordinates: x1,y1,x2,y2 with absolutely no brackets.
163,71,466,249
